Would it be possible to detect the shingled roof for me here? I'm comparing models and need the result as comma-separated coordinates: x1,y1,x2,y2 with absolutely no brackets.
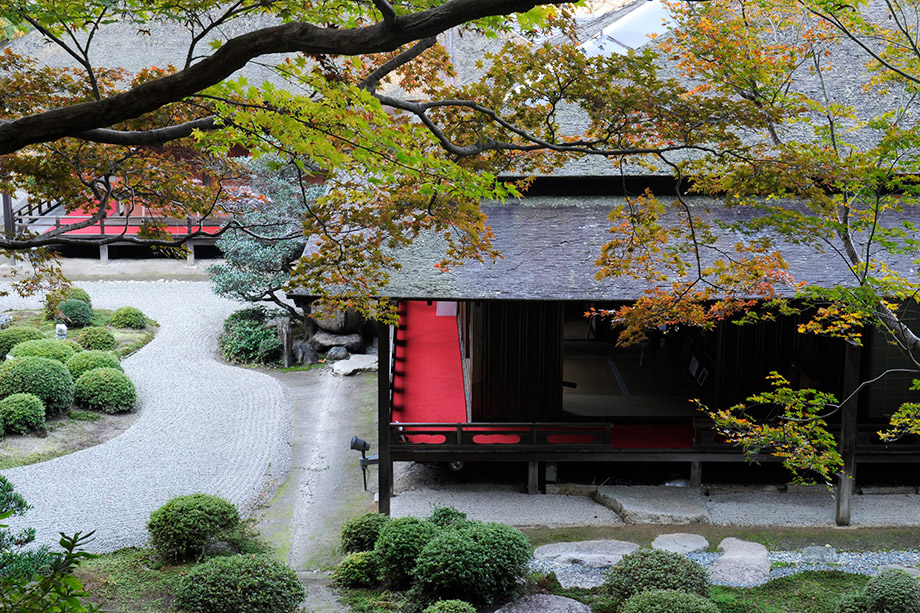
376,195,920,301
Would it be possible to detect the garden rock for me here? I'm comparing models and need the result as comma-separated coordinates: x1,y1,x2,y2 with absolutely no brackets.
326,346,350,361
553,568,606,589
312,331,363,353
878,564,920,578
332,354,378,376
651,533,710,554
595,485,710,524
533,539,639,568
293,340,319,365
710,537,771,586
0,314,11,328
802,545,838,564
311,305,364,334
495,594,590,613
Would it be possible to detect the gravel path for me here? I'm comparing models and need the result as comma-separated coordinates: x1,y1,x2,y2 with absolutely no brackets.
0,281,292,552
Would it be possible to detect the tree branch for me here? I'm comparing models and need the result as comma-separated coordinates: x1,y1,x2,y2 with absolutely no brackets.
74,117,219,146
0,0,573,155
373,0,398,27
360,37,438,92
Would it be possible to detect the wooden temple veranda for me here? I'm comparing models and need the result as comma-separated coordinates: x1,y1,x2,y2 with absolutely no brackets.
292,193,920,525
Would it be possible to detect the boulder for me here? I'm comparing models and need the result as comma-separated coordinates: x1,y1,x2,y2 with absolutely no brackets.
0,313,12,328
326,346,350,361
495,594,591,613
710,537,771,586
533,539,639,568
651,533,710,554
553,568,606,589
292,340,319,365
332,354,378,376
878,564,920,578
311,304,364,334
312,331,363,353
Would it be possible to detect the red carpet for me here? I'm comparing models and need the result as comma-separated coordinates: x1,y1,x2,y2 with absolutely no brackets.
40,204,222,235
391,301,466,426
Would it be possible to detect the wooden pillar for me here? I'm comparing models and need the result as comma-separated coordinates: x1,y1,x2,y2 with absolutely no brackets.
377,319,392,515
690,461,702,488
99,243,109,263
836,340,861,526
2,191,13,239
186,239,196,266
527,461,539,495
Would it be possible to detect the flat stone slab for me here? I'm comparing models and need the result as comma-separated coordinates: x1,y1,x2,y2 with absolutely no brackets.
553,568,606,589
596,486,710,524
534,539,639,568
710,537,771,586
495,594,591,613
802,545,838,564
332,354,378,376
879,564,920,578
652,533,710,554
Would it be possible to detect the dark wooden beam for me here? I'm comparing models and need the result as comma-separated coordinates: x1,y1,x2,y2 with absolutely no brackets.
377,318,393,515
836,340,861,526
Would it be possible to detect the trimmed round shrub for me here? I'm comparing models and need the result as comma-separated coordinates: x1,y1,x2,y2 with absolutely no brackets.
423,601,477,613
412,522,531,605
147,493,241,562
43,286,92,320
74,367,135,413
0,327,43,361
110,306,147,329
64,339,83,354
77,326,117,351
427,506,469,529
66,350,122,380
224,306,268,331
858,569,920,612
57,299,92,328
333,550,380,588
374,516,439,588
0,356,74,414
621,589,719,613
9,339,76,363
341,512,391,554
604,549,710,600
0,393,46,435
174,554,305,613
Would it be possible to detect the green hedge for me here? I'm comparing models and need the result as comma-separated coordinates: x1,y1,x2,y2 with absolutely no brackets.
0,328,43,361
57,299,92,328
0,393,46,435
175,554,305,613
604,548,710,601
66,350,122,380
621,589,719,613
147,494,241,562
9,339,76,364
374,517,439,588
341,512,390,554
0,356,73,414
422,601,477,613
110,306,147,329
77,327,117,351
333,551,380,588
43,287,92,320
74,367,135,413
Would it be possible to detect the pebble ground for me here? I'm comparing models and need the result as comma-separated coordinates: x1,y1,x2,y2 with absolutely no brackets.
0,281,292,552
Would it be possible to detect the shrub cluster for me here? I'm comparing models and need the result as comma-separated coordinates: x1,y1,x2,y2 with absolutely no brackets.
174,554,305,613
43,287,92,320
0,356,74,415
0,393,46,435
219,308,281,364
340,512,390,554
57,299,93,328
0,328,43,361
110,306,147,329
838,569,920,613
74,367,135,413
66,350,122,380
604,548,710,601
9,339,76,364
374,517,440,588
77,326,117,351
147,494,241,562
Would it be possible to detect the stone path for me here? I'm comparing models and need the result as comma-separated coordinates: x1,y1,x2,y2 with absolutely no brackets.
0,281,292,552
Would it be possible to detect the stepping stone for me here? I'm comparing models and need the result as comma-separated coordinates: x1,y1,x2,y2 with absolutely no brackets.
554,568,606,590
879,564,920,578
802,545,838,564
533,539,639,568
652,533,710,554
596,486,710,524
495,594,591,612
331,354,378,376
710,537,771,586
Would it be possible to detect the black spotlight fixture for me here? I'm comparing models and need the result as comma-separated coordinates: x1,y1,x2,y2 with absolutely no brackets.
350,436,378,490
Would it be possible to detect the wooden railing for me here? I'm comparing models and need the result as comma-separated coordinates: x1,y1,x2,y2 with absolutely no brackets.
18,214,221,237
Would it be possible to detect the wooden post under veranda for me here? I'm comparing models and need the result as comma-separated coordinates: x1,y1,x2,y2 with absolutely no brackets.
836,340,861,526
377,319,393,515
